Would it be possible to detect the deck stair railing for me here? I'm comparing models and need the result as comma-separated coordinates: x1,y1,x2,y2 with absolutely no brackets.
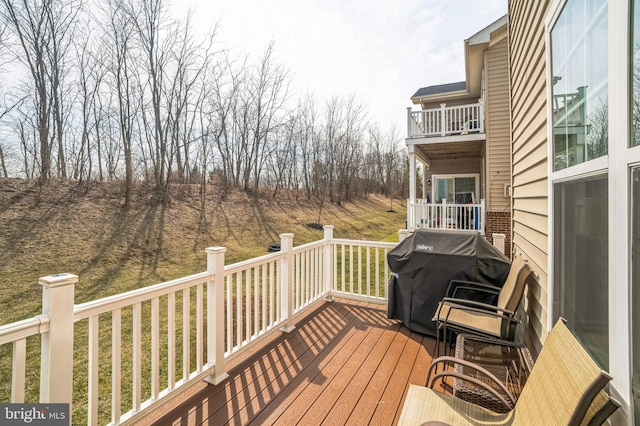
0,225,396,425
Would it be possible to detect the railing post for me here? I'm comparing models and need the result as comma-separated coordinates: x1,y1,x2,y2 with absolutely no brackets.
479,103,485,133
279,233,295,333
441,199,447,229
39,273,77,411
440,103,446,136
408,147,416,229
323,225,334,301
406,107,412,137
398,229,410,242
480,199,486,235
204,247,229,385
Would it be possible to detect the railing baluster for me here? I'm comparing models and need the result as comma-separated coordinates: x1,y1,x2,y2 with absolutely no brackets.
366,247,371,297
349,245,354,293
304,251,308,306
297,253,302,309
254,267,259,337
317,246,321,298
151,297,159,400
11,339,26,403
375,248,379,298
341,244,346,292
182,288,190,381
236,272,242,348
245,270,250,343
226,275,232,354
196,283,203,371
331,244,338,291
357,246,362,295
88,315,99,425
167,292,175,390
312,248,316,300
132,303,141,412
292,254,297,310
261,264,267,331
112,308,121,425
270,261,275,325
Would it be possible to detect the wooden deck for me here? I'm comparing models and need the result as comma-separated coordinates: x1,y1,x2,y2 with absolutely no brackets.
147,299,436,426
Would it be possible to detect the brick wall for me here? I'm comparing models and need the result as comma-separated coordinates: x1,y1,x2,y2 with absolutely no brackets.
486,211,511,258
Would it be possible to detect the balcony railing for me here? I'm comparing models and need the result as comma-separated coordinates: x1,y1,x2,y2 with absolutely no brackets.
0,226,397,425
407,199,485,234
407,102,484,138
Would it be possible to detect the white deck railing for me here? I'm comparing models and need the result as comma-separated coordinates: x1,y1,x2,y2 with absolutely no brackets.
407,199,485,234
407,102,484,138
0,226,396,425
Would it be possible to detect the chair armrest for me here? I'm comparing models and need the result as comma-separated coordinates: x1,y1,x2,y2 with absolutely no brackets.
435,301,520,333
441,298,516,318
445,279,501,298
426,356,516,411
458,334,524,348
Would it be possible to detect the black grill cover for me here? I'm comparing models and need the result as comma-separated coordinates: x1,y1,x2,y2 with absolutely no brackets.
387,229,510,337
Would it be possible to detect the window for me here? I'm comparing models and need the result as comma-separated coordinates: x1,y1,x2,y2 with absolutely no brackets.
550,0,608,170
549,0,609,370
632,168,640,423
432,175,478,204
553,175,609,369
633,0,640,147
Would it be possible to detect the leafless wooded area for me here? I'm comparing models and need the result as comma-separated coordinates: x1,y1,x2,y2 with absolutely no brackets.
0,0,407,207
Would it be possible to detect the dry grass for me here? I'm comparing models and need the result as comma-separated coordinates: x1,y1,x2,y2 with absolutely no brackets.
0,179,405,324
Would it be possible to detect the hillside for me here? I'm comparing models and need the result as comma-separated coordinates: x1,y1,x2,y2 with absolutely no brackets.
0,178,406,324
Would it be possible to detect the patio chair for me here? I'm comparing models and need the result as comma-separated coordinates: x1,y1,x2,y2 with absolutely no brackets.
398,319,620,425
432,255,532,356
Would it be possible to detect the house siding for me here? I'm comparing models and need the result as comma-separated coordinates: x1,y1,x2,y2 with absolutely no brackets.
508,0,550,354
486,35,510,214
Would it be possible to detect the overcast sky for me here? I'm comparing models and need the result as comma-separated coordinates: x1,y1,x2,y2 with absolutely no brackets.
174,0,507,135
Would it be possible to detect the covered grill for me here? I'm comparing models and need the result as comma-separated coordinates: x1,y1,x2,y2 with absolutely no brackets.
387,229,510,337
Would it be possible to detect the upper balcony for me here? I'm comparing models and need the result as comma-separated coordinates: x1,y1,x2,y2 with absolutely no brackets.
407,102,485,140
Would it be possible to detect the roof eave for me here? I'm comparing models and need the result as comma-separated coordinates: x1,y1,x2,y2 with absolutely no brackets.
411,89,471,105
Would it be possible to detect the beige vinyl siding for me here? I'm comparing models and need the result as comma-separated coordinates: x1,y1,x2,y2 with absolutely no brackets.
485,35,511,212
509,0,551,354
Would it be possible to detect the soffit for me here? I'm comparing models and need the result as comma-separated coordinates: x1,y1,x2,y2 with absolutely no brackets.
414,140,485,162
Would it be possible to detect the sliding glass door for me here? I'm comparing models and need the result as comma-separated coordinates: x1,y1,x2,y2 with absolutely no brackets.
432,175,478,204
632,168,640,422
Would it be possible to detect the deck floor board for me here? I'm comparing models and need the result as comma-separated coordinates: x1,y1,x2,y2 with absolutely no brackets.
149,299,435,426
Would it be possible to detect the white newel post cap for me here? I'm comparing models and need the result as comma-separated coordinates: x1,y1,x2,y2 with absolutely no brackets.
39,273,78,288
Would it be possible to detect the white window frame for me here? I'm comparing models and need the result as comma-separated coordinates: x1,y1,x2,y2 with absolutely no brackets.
546,0,635,418
431,173,480,204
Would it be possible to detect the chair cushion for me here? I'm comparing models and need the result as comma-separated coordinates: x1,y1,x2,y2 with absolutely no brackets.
398,384,512,425
433,303,503,338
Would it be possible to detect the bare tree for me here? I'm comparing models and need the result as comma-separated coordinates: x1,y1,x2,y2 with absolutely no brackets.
0,0,83,183
130,0,177,200
246,42,290,192
165,15,216,185
98,0,139,205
